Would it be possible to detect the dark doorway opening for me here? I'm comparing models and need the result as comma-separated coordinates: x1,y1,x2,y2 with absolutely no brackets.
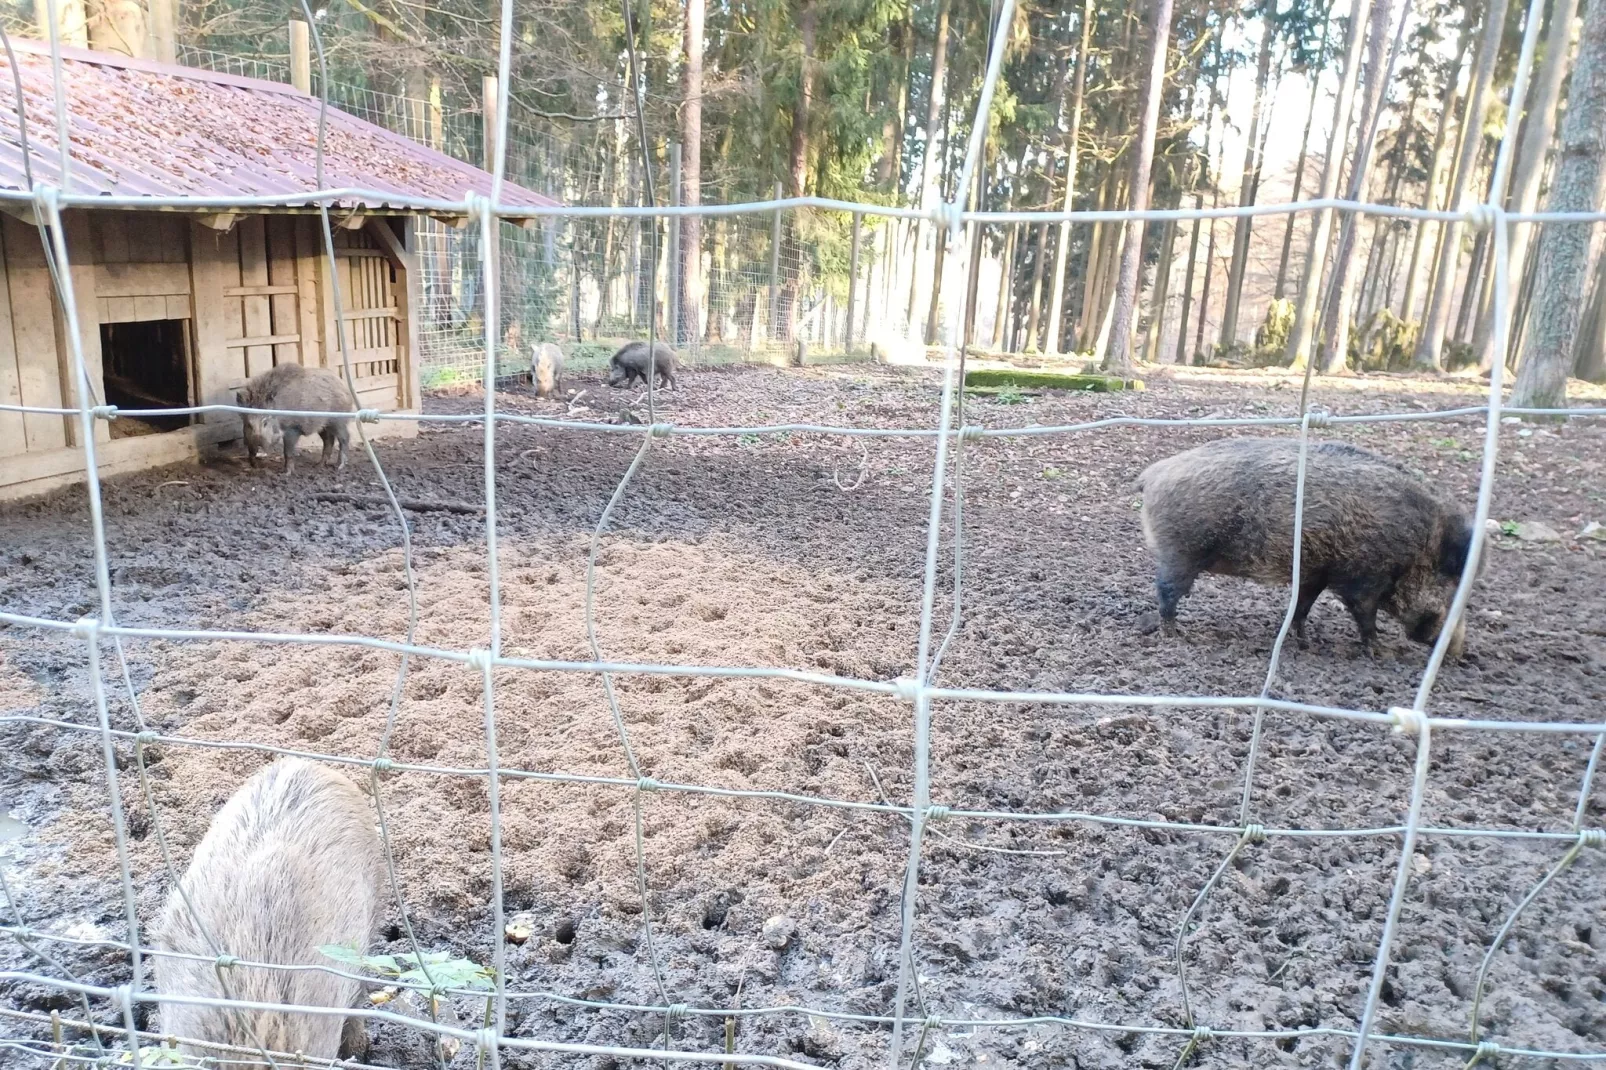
99,319,192,437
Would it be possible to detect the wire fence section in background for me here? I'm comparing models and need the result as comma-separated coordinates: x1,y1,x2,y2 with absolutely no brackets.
3,0,1606,1066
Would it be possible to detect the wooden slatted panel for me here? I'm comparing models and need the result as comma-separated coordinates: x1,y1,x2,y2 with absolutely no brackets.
265,217,302,367
3,215,67,452
0,215,26,457
237,217,273,378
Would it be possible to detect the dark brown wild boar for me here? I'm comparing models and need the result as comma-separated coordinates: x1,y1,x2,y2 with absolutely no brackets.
607,340,678,390
236,364,355,474
1137,437,1479,657
153,758,384,1061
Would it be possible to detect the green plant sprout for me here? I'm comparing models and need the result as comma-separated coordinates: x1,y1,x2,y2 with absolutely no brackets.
320,945,494,994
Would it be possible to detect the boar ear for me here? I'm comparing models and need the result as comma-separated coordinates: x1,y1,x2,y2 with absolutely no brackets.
235,390,246,407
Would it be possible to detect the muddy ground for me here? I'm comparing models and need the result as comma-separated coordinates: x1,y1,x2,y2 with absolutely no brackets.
1,362,1605,1070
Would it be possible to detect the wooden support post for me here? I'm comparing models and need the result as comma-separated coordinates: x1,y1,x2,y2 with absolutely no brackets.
768,181,783,345
146,0,176,62
668,142,682,345
846,212,862,352
482,75,499,174
289,21,311,95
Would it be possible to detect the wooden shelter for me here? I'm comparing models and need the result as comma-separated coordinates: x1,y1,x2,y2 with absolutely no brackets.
0,39,554,500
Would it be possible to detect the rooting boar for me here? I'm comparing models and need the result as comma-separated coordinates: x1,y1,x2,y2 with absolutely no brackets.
236,364,355,474
531,342,566,398
1138,438,1480,657
607,340,678,390
153,758,384,1061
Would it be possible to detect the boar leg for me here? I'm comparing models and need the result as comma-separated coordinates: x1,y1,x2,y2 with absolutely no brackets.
319,426,337,466
281,428,301,474
1292,575,1328,648
339,1013,369,1059
1334,578,1387,653
1154,562,1198,637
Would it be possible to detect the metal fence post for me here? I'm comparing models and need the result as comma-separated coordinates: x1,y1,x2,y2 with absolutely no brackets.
669,143,682,345
846,212,862,352
768,181,783,346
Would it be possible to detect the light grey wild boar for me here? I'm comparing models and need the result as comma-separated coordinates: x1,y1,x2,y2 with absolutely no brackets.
531,342,566,398
236,364,355,474
1137,438,1480,657
607,340,678,390
153,758,384,1061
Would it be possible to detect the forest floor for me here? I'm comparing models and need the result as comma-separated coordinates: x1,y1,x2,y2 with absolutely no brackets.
2,361,1605,1070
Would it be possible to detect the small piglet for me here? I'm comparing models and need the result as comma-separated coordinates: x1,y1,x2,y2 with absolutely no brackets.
607,340,678,391
153,758,384,1061
237,364,355,474
531,342,566,399
1137,437,1479,656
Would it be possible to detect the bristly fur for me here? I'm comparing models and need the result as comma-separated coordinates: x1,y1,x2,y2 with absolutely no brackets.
1138,437,1476,655
607,341,678,390
153,758,384,1060
236,364,355,473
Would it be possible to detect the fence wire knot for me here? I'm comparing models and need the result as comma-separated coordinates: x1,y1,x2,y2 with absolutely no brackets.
892,676,922,702
134,730,159,746
474,1028,500,1053
1465,203,1499,231
213,954,239,969
372,757,396,774
356,408,381,423
1390,706,1427,737
637,776,661,792
925,805,952,822
1473,1040,1501,1061
958,425,985,443
1241,824,1267,844
111,984,134,1015
462,192,491,226
665,1003,689,1022
930,200,964,240
466,647,492,672
69,617,99,641
1192,1025,1213,1044
924,1014,943,1030
90,405,119,421
1578,828,1604,848
1301,408,1331,429
648,422,674,439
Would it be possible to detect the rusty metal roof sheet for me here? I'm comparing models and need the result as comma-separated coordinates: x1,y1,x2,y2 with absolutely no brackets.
0,38,556,215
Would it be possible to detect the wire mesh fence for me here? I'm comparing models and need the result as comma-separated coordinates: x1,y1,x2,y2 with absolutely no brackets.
2,0,1606,1066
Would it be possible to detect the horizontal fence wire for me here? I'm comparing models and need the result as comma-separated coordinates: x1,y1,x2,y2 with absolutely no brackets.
2,0,1605,1064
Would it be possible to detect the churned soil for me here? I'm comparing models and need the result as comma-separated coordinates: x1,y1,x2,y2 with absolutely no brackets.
2,361,1605,1070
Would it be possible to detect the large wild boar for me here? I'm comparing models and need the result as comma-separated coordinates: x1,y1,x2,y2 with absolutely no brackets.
1137,438,1479,656
236,364,355,474
607,340,678,390
153,758,384,1061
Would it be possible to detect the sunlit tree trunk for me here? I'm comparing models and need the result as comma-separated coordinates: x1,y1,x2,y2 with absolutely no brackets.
1285,0,1371,369
1401,28,1471,324
1103,0,1175,374
1218,15,1275,349
1477,0,1580,370
1045,0,1096,355
680,0,705,346
1512,0,1606,407
1274,13,1333,301
1414,0,1510,369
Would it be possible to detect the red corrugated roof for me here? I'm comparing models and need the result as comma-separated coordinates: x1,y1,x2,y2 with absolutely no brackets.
0,38,557,215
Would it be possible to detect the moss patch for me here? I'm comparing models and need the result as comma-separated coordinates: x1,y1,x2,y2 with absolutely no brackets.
963,368,1142,392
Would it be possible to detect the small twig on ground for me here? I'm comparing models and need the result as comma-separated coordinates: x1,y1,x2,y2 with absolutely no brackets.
833,440,871,491
313,492,482,515
152,480,190,494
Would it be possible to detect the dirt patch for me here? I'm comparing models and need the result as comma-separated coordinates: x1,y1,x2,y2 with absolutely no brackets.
2,362,1605,1069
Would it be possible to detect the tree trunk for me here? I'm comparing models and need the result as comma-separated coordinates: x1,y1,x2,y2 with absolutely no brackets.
1218,16,1275,349
1145,217,1179,361
1316,0,1409,374
1175,55,1222,364
1103,0,1174,374
1574,245,1606,379
876,11,914,190
1045,0,1096,355
1401,28,1472,324
1477,0,1581,370
680,0,705,347
1285,0,1372,369
924,86,956,346
1077,168,1113,349
993,216,1016,348
903,0,953,340
1274,13,1333,301
1512,0,1606,407
705,218,727,342
1414,0,1511,369
789,0,817,198
1025,155,1059,350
